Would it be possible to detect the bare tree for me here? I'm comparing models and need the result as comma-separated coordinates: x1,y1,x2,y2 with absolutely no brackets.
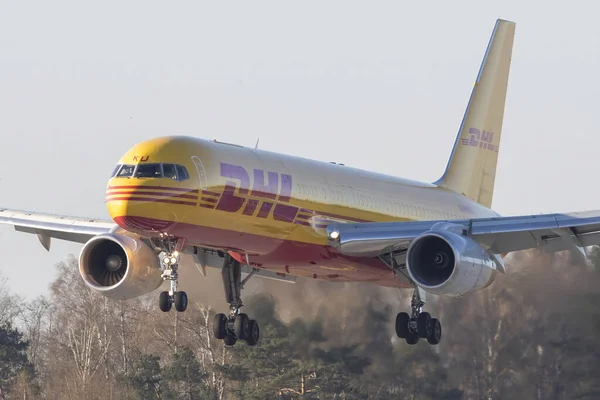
46,258,112,398
0,272,22,326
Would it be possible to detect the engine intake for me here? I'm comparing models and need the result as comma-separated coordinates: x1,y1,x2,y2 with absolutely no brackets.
79,232,163,300
408,235,455,287
87,239,128,286
406,228,498,297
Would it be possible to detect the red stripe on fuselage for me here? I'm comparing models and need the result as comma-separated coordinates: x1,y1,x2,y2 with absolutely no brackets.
107,185,199,193
106,191,198,200
106,196,197,206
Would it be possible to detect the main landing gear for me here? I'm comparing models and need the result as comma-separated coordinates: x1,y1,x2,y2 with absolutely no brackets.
158,249,188,313
212,254,260,347
395,287,442,345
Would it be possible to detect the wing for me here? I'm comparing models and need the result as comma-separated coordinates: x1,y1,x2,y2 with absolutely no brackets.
0,207,296,284
0,208,115,250
326,210,600,261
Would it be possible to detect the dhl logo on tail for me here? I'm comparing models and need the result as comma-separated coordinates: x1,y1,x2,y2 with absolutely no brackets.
461,128,499,152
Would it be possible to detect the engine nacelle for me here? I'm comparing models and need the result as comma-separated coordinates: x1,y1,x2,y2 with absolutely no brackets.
79,232,163,300
406,228,498,297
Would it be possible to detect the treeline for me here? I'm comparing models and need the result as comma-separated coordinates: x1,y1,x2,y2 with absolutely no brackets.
1,249,600,400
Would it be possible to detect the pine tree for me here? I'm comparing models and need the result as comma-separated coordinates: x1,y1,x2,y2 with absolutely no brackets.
164,347,207,399
120,353,164,400
0,323,35,399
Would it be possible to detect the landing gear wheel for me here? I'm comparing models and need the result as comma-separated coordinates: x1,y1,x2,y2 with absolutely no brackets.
224,334,237,346
234,313,250,340
417,312,432,338
405,333,419,345
245,320,259,346
159,244,185,312
395,312,410,338
427,318,442,345
159,291,171,312
174,291,188,312
218,254,260,346
394,287,442,345
213,314,227,340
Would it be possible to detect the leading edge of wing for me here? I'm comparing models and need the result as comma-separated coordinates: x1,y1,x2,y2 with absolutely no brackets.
0,208,115,249
326,210,600,257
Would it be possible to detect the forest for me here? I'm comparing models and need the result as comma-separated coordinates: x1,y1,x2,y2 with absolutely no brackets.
0,248,599,400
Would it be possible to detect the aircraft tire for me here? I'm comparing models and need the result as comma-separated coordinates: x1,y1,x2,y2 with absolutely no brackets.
395,312,410,338
234,313,250,340
417,312,432,338
427,318,442,345
405,333,419,345
224,334,237,346
159,291,171,312
245,320,259,346
213,313,227,340
174,291,188,312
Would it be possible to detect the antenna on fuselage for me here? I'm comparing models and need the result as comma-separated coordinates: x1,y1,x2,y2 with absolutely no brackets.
254,138,260,149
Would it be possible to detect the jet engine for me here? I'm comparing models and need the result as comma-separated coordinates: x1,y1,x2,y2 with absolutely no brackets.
79,232,163,300
406,228,498,297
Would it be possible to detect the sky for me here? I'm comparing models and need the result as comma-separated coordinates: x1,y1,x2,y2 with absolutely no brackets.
0,0,598,299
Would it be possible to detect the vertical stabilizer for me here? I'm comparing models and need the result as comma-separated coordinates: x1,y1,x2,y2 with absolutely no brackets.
435,19,515,208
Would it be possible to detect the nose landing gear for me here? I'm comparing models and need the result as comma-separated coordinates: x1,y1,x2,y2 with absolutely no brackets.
158,248,188,313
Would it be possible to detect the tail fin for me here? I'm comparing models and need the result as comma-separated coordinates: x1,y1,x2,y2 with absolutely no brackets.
435,19,516,208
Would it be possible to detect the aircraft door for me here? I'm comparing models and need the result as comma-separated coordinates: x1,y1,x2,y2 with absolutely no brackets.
191,156,208,190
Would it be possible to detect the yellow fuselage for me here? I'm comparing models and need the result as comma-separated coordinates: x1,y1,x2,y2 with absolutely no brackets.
106,136,497,288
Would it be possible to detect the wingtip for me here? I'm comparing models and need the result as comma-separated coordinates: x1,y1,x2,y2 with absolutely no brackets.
497,18,516,26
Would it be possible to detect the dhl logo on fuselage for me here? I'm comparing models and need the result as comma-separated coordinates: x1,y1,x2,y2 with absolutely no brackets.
207,163,366,227
106,162,367,228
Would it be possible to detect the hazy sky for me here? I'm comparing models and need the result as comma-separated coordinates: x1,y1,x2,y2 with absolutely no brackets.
1,1,598,299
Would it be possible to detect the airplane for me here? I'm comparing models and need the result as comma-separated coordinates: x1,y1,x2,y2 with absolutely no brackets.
3,18,600,348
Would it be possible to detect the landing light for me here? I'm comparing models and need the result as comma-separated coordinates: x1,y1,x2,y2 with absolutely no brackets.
329,231,340,240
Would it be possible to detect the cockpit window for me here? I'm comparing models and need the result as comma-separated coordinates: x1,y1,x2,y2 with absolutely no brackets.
111,164,121,177
117,164,135,178
163,164,177,180
135,163,162,178
176,165,189,181
111,163,190,181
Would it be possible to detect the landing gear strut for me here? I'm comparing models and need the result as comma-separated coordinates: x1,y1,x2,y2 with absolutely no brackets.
157,240,188,313
213,254,260,346
395,287,442,345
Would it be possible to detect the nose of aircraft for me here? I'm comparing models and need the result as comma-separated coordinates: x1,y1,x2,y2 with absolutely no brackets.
105,136,205,234
105,183,183,230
